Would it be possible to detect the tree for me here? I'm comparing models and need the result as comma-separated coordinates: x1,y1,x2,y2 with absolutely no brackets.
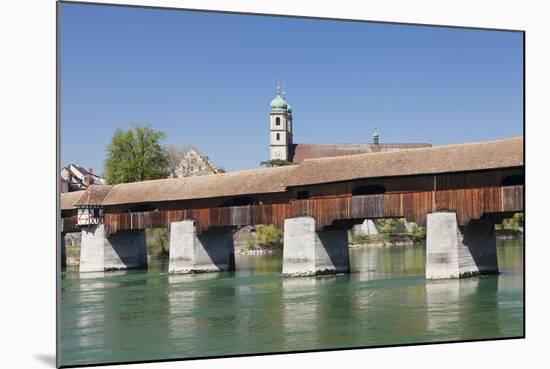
245,224,283,248
376,218,399,234
260,159,293,167
104,124,169,184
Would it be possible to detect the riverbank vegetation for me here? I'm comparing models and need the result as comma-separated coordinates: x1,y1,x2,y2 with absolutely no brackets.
146,228,170,257
349,218,426,246
245,224,283,249
65,245,80,266
495,213,524,237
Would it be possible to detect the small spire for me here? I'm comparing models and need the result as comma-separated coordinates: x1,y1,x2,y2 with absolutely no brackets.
281,81,286,96
276,78,281,95
373,126,379,145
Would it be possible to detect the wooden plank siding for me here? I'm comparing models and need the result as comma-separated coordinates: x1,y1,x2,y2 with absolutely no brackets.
61,216,78,233
97,185,523,236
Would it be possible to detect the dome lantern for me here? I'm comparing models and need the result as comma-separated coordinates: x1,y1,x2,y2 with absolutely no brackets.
270,79,292,113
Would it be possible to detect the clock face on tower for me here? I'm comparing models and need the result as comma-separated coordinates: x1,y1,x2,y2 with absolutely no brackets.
275,151,281,158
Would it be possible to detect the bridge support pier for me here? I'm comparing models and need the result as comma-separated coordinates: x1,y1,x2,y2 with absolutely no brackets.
169,220,235,274
426,212,498,279
79,225,148,273
283,216,350,277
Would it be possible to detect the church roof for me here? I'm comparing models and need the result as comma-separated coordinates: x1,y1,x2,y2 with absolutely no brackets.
289,143,432,163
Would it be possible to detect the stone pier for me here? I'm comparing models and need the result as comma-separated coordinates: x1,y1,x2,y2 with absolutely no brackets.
79,225,148,273
169,220,235,274
352,219,379,236
282,216,350,277
426,212,498,279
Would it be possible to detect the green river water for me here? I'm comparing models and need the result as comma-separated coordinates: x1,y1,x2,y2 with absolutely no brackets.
59,238,524,366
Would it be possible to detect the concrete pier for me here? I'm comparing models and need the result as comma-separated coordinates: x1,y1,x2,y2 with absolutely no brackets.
352,219,379,236
426,212,498,279
169,220,235,274
79,225,148,273
282,216,350,277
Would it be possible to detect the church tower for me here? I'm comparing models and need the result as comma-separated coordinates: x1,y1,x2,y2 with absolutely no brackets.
269,81,293,161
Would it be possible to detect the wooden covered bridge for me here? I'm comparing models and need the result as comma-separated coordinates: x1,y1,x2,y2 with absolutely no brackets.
61,136,524,279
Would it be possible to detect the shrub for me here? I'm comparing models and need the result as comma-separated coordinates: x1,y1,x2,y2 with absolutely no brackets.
146,228,170,257
249,224,283,248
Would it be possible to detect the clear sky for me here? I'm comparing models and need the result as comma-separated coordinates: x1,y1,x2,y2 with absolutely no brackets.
60,3,523,174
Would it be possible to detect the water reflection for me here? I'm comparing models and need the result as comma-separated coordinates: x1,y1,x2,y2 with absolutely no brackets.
60,238,523,366
167,273,223,356
425,278,480,334
351,244,425,280
282,277,322,350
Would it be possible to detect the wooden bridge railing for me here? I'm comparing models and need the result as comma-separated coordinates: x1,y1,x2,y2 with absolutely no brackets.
93,185,522,235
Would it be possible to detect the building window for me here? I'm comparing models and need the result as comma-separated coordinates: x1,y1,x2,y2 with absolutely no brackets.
297,191,309,200
276,133,280,140
500,175,524,186
275,117,280,126
352,185,386,196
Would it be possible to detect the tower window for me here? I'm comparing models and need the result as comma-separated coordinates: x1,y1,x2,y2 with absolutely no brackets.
275,117,281,126
276,133,280,140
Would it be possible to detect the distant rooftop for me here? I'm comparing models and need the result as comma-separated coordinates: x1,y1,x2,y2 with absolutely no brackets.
60,164,106,192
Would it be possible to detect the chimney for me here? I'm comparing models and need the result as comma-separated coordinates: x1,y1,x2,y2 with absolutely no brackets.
84,168,93,187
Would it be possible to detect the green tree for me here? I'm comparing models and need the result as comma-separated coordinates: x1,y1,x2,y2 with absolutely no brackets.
376,218,399,234
246,224,284,248
260,159,293,167
104,124,169,184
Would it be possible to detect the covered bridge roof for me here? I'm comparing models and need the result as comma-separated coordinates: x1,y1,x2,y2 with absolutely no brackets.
73,185,113,206
61,190,85,210
61,136,523,209
100,165,294,206
289,142,432,163
288,136,524,187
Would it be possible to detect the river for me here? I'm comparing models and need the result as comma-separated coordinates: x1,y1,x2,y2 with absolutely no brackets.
59,237,524,366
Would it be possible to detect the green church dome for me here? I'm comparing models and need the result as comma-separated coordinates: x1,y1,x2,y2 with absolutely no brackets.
270,94,291,112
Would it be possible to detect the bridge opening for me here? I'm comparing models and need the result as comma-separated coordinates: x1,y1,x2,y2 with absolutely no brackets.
352,185,386,196
500,175,524,187
221,197,260,207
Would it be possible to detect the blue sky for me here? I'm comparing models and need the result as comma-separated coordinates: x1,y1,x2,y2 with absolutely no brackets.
60,3,523,173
